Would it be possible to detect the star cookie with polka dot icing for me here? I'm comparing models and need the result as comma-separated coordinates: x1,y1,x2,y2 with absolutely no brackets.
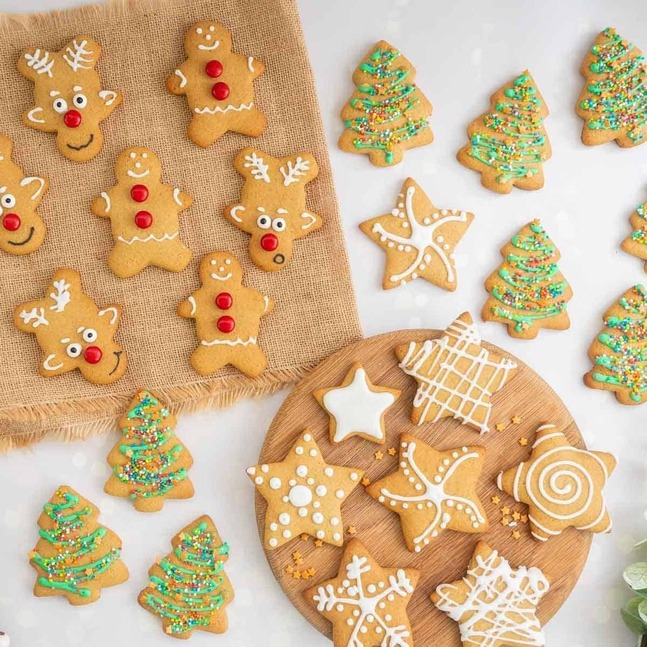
359,178,473,290
247,431,364,550
366,434,489,553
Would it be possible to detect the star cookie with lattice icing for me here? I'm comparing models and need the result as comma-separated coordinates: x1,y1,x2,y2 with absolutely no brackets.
497,423,616,542
313,362,401,444
360,178,473,290
305,538,419,647
367,434,488,553
396,312,517,432
247,431,363,550
432,541,549,647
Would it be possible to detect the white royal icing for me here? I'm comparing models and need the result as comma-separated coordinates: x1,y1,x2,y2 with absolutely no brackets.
98,307,119,325
194,102,253,115
100,191,111,213
174,69,187,88
229,205,245,222
20,176,46,200
300,212,317,230
247,56,255,72
188,296,196,316
280,157,310,187
27,107,46,124
118,232,178,245
201,337,257,348
173,188,182,206
43,354,63,371
98,90,117,106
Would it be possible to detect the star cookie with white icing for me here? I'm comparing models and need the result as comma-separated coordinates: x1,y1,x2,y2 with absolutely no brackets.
247,431,364,550
313,362,401,444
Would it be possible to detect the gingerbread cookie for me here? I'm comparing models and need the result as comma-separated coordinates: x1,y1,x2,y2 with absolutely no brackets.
14,268,126,384
577,28,647,148
92,147,193,278
313,362,400,445
29,485,129,605
339,40,433,166
0,134,48,255
178,251,274,377
359,178,473,290
224,147,321,272
585,284,647,405
18,36,122,162
367,434,488,552
483,220,572,339
432,541,549,647
167,21,266,147
396,312,517,432
621,197,647,269
247,430,363,549
458,71,551,193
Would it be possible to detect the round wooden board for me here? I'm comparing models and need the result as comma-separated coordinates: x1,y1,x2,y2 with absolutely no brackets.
255,329,591,645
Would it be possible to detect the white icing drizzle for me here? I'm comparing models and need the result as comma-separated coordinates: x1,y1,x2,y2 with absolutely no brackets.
229,205,245,222
19,307,49,328
173,188,182,206
20,176,45,200
174,69,187,88
201,337,256,347
98,90,117,106
43,354,63,371
243,152,270,183
49,280,71,312
300,211,317,230
194,102,253,115
27,107,46,124
280,157,310,187
247,56,255,72
63,39,93,71
24,49,54,77
118,232,178,245
98,307,118,325
100,191,111,213
263,296,270,312
188,296,196,316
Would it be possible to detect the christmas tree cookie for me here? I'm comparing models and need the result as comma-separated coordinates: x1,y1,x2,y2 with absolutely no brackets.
29,486,128,605
622,197,647,270
339,40,433,167
577,27,647,148
139,515,233,638
105,390,194,512
458,71,551,193
585,285,647,405
483,220,572,339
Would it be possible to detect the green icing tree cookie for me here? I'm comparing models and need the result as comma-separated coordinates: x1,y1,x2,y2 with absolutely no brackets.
622,198,647,271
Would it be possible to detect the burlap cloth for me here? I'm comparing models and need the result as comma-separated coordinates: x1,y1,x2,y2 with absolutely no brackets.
0,0,361,451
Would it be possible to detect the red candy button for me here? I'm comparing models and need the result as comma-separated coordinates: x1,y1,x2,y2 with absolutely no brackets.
215,292,233,310
63,110,82,128
205,60,223,78
260,233,279,251
84,346,103,364
212,82,230,100
135,211,153,229
131,185,149,203
217,316,235,333
2,213,21,231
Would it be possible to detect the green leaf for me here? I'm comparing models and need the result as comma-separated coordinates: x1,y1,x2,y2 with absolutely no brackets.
634,538,647,550
639,599,647,625
625,563,647,591
622,598,647,635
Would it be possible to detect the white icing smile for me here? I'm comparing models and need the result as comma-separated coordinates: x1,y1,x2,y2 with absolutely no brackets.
127,169,150,179
198,40,220,51
210,272,232,281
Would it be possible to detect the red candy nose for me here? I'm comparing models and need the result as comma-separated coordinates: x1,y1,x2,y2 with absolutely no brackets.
131,185,149,202
217,316,235,333
212,82,230,100
84,346,102,364
2,213,21,231
135,210,153,229
260,233,279,251
63,110,82,128
205,60,223,78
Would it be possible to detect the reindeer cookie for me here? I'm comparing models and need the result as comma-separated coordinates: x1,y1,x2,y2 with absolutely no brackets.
18,36,122,162
224,148,321,271
167,21,266,148
14,268,127,384
178,252,274,377
92,147,193,278
0,134,48,255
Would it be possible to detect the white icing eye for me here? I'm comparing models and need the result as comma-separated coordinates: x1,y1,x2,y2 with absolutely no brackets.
53,98,68,114
209,25,215,32
66,343,82,358
257,215,271,229
142,153,148,159
1,194,16,209
73,93,88,109
82,328,98,343
272,218,286,232
196,27,203,34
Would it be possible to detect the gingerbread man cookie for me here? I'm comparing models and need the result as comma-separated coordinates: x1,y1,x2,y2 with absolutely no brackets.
14,268,127,384
178,251,274,377
0,134,48,255
167,21,266,147
92,147,193,278
18,36,122,162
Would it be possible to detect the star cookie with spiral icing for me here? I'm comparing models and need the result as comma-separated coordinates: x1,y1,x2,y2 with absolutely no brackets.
496,423,616,542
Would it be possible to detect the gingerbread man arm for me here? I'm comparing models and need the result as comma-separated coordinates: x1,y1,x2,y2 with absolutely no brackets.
91,189,114,219
245,287,274,318
262,293,275,317
238,52,265,80
177,293,198,319
166,62,190,96
173,187,193,210
96,89,123,121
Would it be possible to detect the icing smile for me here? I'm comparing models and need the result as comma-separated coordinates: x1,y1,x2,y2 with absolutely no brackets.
109,351,122,376
198,40,220,51
210,272,232,281
67,133,94,151
8,226,35,246
127,169,150,179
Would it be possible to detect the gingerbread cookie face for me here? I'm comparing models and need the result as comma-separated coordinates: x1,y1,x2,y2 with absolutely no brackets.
247,430,364,549
92,147,193,278
14,268,126,384
178,251,274,377
18,36,122,162
0,134,48,255
224,148,321,272
167,21,267,147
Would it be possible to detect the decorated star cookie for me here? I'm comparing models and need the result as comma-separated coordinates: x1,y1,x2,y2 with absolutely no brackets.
0,134,48,255
497,424,616,541
359,178,473,291
396,312,517,432
224,148,321,272
247,431,363,549
14,268,127,384
367,434,488,553
304,538,419,647
29,485,129,605
167,21,266,147
483,220,572,339
18,36,122,162
138,515,233,638
92,147,193,278
458,71,551,193
585,284,647,405
339,40,433,167
432,541,549,647
178,251,274,377
577,28,647,148
622,197,647,270
313,362,400,444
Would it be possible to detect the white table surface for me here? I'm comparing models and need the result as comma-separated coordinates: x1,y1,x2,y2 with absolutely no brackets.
1,0,647,645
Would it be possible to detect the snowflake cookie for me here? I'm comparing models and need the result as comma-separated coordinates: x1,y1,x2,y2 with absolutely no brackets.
247,431,363,550
432,541,549,647
304,538,419,647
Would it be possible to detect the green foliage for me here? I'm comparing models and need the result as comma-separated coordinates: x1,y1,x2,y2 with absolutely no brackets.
622,557,647,643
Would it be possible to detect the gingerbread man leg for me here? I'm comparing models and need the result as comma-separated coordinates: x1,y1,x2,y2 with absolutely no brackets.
150,240,193,273
188,115,230,149
108,243,151,278
228,345,268,378
189,345,232,376
232,108,268,138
